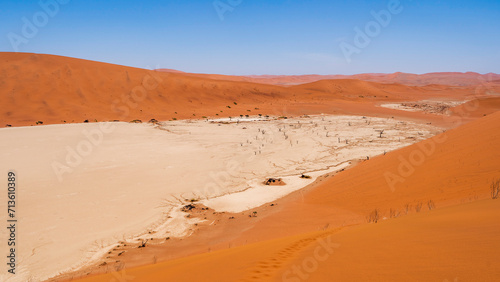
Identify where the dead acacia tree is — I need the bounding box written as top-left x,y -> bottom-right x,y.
376,129 -> 385,138
138,239 -> 149,248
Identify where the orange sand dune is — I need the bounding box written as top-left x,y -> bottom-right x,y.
75,199 -> 500,282
288,78 -> 472,101
354,71 -> 500,87
0,53 -> 288,126
1,53 -> 489,128
451,97 -> 500,118
158,69 -> 500,87
71,104 -> 500,282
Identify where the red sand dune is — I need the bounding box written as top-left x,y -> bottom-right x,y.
158,68 -> 500,87
76,200 -> 500,282
1,53 -> 492,128
450,97 -> 500,118
72,107 -> 500,282
0,53 -> 288,126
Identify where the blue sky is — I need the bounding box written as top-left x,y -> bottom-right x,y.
1,0 -> 499,75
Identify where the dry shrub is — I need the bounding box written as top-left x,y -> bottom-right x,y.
415,202 -> 423,213
427,200 -> 436,210
491,179 -> 500,199
404,204 -> 411,215
367,209 -> 379,223
389,208 -> 397,218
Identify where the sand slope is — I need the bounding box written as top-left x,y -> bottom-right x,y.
0,53 -> 289,126
1,53 -> 493,127
450,97 -> 500,118
75,199 -> 500,282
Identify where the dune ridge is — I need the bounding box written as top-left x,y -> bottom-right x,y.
1,53 -> 491,128
157,68 -> 500,87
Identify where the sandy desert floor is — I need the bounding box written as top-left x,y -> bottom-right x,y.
0,115 -> 439,281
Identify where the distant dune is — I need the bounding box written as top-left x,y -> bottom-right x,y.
1,53 -> 495,127
158,68 -> 500,87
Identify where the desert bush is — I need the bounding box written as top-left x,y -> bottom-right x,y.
427,200 -> 436,210
367,209 -> 379,223
491,179 -> 500,199
36,121 -> 43,125
404,204 -> 411,215
415,202 -> 423,213
389,208 -> 397,218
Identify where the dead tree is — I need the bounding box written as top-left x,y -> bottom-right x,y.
376,129 -> 385,138
138,239 -> 149,248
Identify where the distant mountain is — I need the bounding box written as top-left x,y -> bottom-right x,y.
157,69 -> 500,87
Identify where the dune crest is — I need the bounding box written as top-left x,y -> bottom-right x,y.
1,53 -> 493,127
